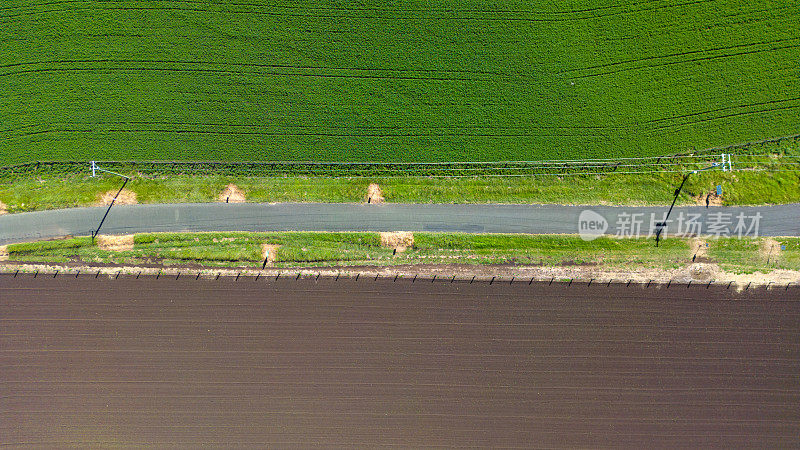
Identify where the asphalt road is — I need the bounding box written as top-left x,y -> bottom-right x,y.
1,202 -> 798,244
2,275 -> 799,447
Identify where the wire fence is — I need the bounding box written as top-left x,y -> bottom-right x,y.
1,132 -> 797,178
0,266 -> 792,291
1,152 -> 798,178
0,156 -> 744,178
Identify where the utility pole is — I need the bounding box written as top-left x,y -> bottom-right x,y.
654,154 -> 728,247
90,161 -> 130,244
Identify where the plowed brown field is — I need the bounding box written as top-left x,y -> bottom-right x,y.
2,276 -> 799,447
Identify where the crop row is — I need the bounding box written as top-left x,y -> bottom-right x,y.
1,1 -> 797,164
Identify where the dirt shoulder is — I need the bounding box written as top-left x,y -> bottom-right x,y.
2,260 -> 797,290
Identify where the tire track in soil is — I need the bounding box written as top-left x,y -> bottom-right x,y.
567,41 -> 800,80
559,36 -> 800,76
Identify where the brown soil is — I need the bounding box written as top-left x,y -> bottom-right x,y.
366,183 -> 384,204
261,244 -> 281,264
0,201 -> 7,215
5,276 -> 798,447
380,232 -> 414,252
219,184 -> 246,203
695,191 -> 723,207
96,235 -> 135,252
99,189 -> 137,206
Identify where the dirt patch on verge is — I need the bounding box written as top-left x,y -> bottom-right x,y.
760,238 -> 781,263
381,232 -> 414,252
690,239 -> 708,260
99,189 -> 137,206
0,246 -> 7,261
219,184 -> 246,203
96,235 -> 135,252
684,262 -> 717,281
695,191 -> 723,207
261,244 -> 280,264
0,201 -> 7,215
366,183 -> 384,204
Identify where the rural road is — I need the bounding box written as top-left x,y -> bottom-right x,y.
3,275 -> 798,447
0,202 -> 798,244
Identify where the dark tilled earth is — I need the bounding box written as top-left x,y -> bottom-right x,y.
1,275 -> 799,447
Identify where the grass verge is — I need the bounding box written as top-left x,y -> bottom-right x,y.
2,140 -> 799,212
2,160 -> 800,213
707,237 -> 800,273
5,231 -> 791,274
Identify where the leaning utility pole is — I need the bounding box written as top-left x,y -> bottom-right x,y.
90,161 -> 130,243
654,154 -> 729,247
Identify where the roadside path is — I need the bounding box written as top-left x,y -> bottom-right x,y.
0,202 -> 797,244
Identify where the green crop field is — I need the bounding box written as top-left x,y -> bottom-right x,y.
1,0 -> 798,165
